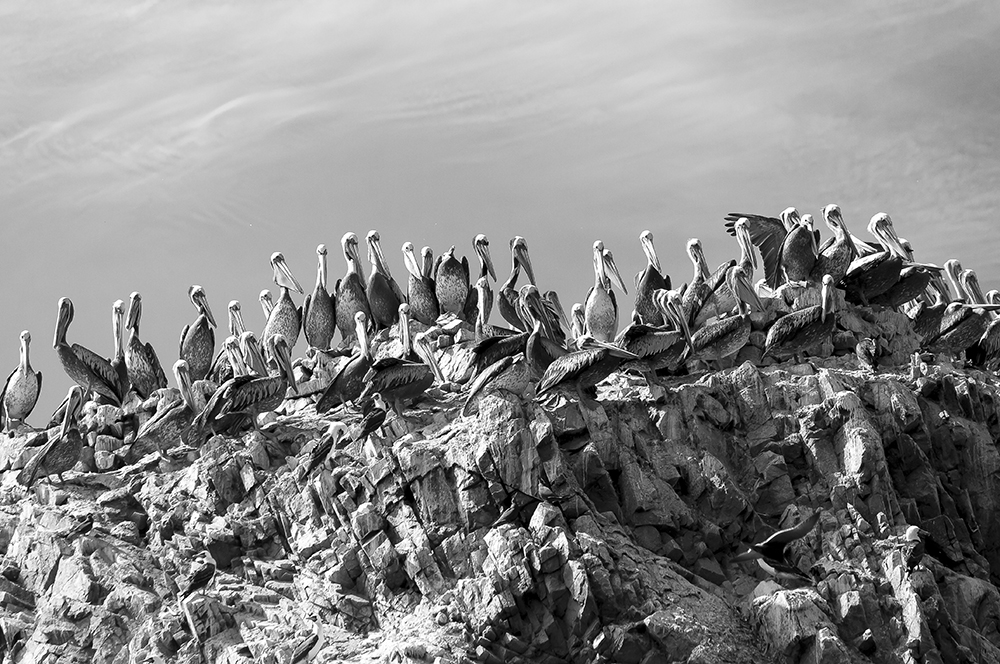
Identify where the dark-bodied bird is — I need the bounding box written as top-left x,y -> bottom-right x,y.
732,510 -> 821,585
366,230 -> 407,330
904,525 -> 925,572
634,230 -> 670,326
131,359 -> 205,457
855,337 -> 879,374
473,277 -> 520,341
240,331 -> 269,377
110,300 -> 129,400
1,331 -> 41,430
810,205 -> 857,285
616,289 -> 689,386
762,275 -> 837,362
462,234 -> 498,324
193,335 -> 298,439
585,241 -> 628,342
724,207 -> 819,289
180,550 -> 218,600
17,385 -> 84,486
362,310 -> 443,416
299,421 -> 351,482
498,236 -> 536,331
209,300 -> 247,384
54,298 -> 122,405
434,245 -> 471,316
570,303 -> 585,343
179,285 -> 217,381
335,233 -> 371,343
302,244 -> 337,351
679,238 -> 719,327
124,291 -> 168,399
402,242 -> 439,325
535,336 -> 638,410
841,213 -> 910,305
316,312 -> 373,412
262,252 -> 304,356
689,267 -> 754,367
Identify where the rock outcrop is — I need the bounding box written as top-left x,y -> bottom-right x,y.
3,334 -> 1000,662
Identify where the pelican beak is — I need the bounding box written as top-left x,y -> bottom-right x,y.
61,386 -> 82,438
873,215 -> 908,261
603,250 -> 628,295
829,208 -> 858,259
399,304 -> 411,356
230,304 -> 246,336
271,336 -> 298,395
197,290 -> 217,328
174,360 -> 196,410
414,333 -> 445,383
55,298 -> 74,348
348,238 -> 366,282
125,293 -> 142,331
369,233 -> 392,280
513,239 -> 536,285
736,221 -> 758,272
640,232 -> 661,274
272,255 -> 304,294
402,243 -> 422,279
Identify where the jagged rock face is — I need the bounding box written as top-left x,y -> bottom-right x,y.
4,347 -> 1000,662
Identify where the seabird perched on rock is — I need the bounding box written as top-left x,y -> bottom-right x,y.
732,510 -> 821,585
905,525 -> 925,572
1,331 -> 42,430
180,550 -> 218,600
290,618 -> 325,663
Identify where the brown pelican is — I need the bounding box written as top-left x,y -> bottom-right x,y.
841,214 -> 910,305
633,230 -> 670,326
724,208 -> 818,288
925,269 -> 1000,356
689,267 -> 754,365
18,385 -> 83,486
402,242 -> 438,325
462,234 -> 498,324
570,303 -> 585,342
473,277 -> 519,341
362,327 -> 443,416
335,232 -> 371,342
693,221 -> 759,325
584,241 -> 627,342
131,360 -> 204,456
124,292 -> 168,399
762,275 -> 837,362
302,244 -> 337,350
53,299 -> 121,405
498,237 -> 536,331
193,335 -> 298,439
535,336 -> 638,410
1,331 -> 41,430
522,286 -> 568,378
732,511 -> 820,584
680,239 -> 730,327
262,252 -> 304,356
240,331 -> 269,376
970,291 -> 1000,368
179,285 -> 217,382
810,205 -> 857,284
433,245 -> 470,316
870,264 -> 938,309
317,311 -> 373,411
909,286 -> 949,345
110,300 -> 129,400
259,290 -> 274,319
616,290 -> 689,381
209,301 -> 247,384
366,231 -> 407,330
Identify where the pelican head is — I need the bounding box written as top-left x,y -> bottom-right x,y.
224,336 -> 248,377
342,232 -> 365,280
686,239 -> 710,280
801,214 -> 818,253
592,240 -> 608,288
820,274 -> 836,322
188,285 -> 217,328
366,230 -> 393,279
868,213 -> 907,260
779,207 -> 801,231
54,297 -> 75,348
61,385 -> 84,439
398,302 -> 412,355
125,292 -> 143,332
267,335 -> 298,395
228,300 -> 245,336
602,248 -> 628,294
988,290 -> 1000,306
173,359 -> 196,410
639,230 -> 661,274
474,234 -> 497,282
316,244 -> 329,289
240,331 -> 268,376
960,269 -> 987,306
420,246 -> 434,278
270,252 -> 303,294
905,525 -> 921,543
112,300 -> 125,356
944,259 -> 965,300
734,218 -> 759,272
510,236 -> 535,285
19,330 -> 31,366
355,311 -> 371,360
402,242 -> 422,279
571,302 -> 585,339
823,204 -> 857,258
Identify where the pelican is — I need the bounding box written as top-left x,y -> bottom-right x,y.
970,291 -> 1000,368
179,285 -> 217,382
53,298 -> 121,404
522,286 -> 567,378
110,300 -> 128,399
570,303 -> 586,342
535,337 -> 638,410
402,243 -> 438,325
680,238 -> 728,327
362,327 -> 443,416
433,245 -> 470,315
870,264 -> 939,309
689,267 -> 754,366
262,252 -> 304,356
723,208 -> 818,288
1,331 -> 41,430
193,335 -> 298,439
498,237 -> 536,331
124,292 -> 168,399
473,277 -> 520,341
616,290 -> 689,382
240,331 -> 269,377
925,269 -> 1000,356
317,311 -> 373,411
584,241 -> 627,342
909,286 -> 949,346
259,290 -> 274,319
209,301 -> 247,384
693,221 -> 757,325
335,233 -> 371,342
762,275 -> 837,362
18,385 -> 83,486
131,360 -> 205,457
302,244 -> 337,350
634,230 -> 670,326
366,231 -> 407,330
810,205 -> 857,285
841,214 -> 910,305
462,234 -> 498,324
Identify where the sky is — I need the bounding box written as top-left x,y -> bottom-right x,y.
3,0 -> 1000,418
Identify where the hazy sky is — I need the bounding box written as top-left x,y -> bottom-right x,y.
3,1 -> 1000,418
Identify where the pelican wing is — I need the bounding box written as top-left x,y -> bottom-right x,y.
536,347 -> 603,395
759,511 -> 821,548
724,213 -> 786,289
463,355 -> 515,416
71,344 -> 120,397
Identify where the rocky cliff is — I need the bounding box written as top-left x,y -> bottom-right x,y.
3,322 -> 1000,663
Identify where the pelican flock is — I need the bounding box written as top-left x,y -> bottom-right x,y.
8,205 -> 986,495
